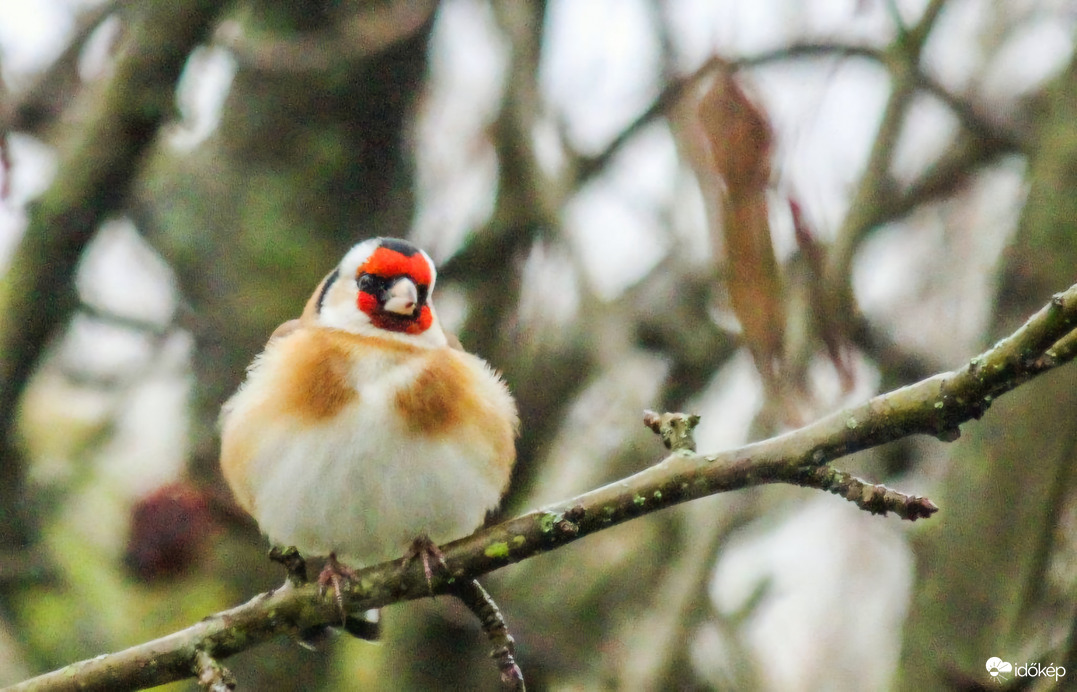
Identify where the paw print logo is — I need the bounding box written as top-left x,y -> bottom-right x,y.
986,657 -> 1012,683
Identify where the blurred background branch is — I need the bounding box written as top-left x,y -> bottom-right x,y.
0,2 -> 222,677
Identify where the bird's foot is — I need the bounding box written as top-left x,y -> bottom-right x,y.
317,553 -> 360,624
403,534 -> 448,592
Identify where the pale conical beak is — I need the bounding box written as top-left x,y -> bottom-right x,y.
383,277 -> 419,316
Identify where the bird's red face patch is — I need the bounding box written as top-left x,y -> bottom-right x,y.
356,246 -> 434,335
360,247 -> 433,287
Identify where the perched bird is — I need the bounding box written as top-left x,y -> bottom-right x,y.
219,237 -> 518,623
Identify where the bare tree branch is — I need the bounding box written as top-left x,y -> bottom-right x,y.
0,0 -> 225,456
10,280 -> 1077,692
0,1 -> 128,137
734,42 -> 1023,152
213,0 -> 437,73
574,56 -> 722,185
0,0 -> 227,627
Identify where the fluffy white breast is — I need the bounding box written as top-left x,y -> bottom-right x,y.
221,329 -> 514,566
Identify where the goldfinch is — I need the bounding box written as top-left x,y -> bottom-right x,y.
219,237 -> 518,609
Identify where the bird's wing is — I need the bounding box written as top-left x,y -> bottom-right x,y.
444,330 -> 464,351
269,319 -> 302,341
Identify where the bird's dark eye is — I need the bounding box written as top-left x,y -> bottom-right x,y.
357,274 -> 386,294
416,284 -> 429,305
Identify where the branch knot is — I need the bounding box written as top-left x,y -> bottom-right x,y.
643,410 -> 701,452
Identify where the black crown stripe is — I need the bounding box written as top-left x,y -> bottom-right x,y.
377,237 -> 420,257
314,267 -> 339,314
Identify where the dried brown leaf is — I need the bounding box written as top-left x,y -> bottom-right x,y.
698,70 -> 772,198
697,70 -> 784,382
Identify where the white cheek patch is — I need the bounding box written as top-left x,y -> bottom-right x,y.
318,274 -> 368,332
317,238 -> 382,331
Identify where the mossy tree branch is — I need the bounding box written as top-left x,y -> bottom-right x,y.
9,280 -> 1077,692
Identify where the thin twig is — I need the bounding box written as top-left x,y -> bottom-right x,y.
795,466 -> 937,520
575,57 -> 721,185
453,580 -> 525,692
193,650 -> 235,692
